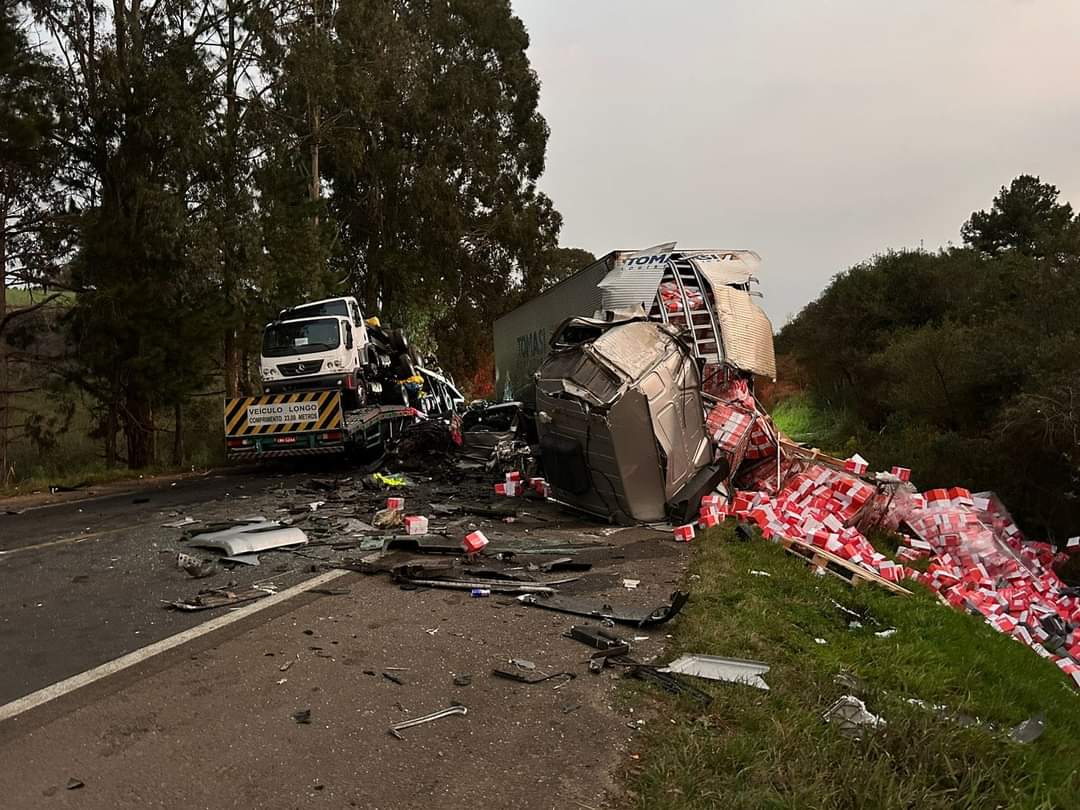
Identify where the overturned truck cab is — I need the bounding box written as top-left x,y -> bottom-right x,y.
535,316 -> 726,523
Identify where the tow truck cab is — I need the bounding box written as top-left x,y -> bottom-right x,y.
259,314 -> 365,404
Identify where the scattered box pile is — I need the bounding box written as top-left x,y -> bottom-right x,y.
697,378 -> 1080,688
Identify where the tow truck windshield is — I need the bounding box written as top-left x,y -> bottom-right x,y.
263,318 -> 341,357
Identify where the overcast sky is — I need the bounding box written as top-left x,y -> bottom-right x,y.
512,0 -> 1080,325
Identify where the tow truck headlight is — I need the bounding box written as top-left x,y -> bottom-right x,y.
326,359 -> 343,370
261,366 -> 278,380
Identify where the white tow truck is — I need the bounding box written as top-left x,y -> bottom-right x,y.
223,296 -> 463,460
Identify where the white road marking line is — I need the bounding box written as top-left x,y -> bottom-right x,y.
0,525 -> 143,557
0,568 -> 351,724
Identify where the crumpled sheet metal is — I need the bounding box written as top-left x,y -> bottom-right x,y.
659,654 -> 770,690
823,695 -> 887,738
536,319 -> 711,521
187,523 -> 308,555
711,285 -> 776,380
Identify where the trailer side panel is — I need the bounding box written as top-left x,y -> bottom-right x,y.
493,252 -> 620,399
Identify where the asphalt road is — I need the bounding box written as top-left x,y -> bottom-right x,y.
0,469 -> 320,705
0,466 -> 690,809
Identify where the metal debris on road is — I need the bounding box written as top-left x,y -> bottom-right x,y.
187,522 -> 308,555
389,704 -> 467,739
292,709 -> 312,724
399,577 -> 558,595
625,664 -> 713,705
162,517 -> 197,528
165,586 -> 275,612
176,551 -> 216,579
492,669 -> 575,685
516,590 -> 689,627
566,624 -> 626,650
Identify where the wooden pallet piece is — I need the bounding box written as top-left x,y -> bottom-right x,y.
778,537 -> 912,597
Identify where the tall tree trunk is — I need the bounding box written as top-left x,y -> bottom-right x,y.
172,401 -> 183,465
239,346 -> 251,395
104,366 -> 120,467
224,324 -> 239,396
0,200 -> 9,484
309,92 -> 320,210
124,393 -> 155,468
221,0 -> 240,397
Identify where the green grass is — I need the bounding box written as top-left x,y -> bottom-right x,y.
3,287 -> 75,307
770,393 -> 852,448
623,523 -> 1080,809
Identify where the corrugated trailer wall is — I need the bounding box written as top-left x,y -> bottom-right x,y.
493,252 -> 622,400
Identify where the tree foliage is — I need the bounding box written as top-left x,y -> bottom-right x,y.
0,0 -> 67,480
962,174 -> 1079,261
2,0 -> 579,471
780,176 -> 1080,540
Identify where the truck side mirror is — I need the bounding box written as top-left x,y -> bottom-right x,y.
345,323 -> 354,350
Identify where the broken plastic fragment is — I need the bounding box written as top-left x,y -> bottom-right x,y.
823,695 -> 886,738
1008,712 -> 1046,744
176,551 -> 216,579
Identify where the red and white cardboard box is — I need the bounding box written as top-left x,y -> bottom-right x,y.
699,509 -> 720,529
403,515 -> 429,535
843,454 -> 868,475
890,466 -> 911,482
463,530 -> 489,554
505,471 -> 522,483
386,497 -> 405,511
494,483 -> 507,496
673,524 -> 696,542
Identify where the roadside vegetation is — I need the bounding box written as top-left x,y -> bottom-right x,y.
777,176 -> 1080,546
625,523 -> 1080,809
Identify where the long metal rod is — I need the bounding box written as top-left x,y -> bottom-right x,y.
402,578 -> 557,594
389,704 -> 467,738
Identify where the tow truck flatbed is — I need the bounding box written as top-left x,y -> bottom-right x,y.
224,390 -> 420,459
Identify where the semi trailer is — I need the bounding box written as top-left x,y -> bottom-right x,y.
493,243 -> 776,399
